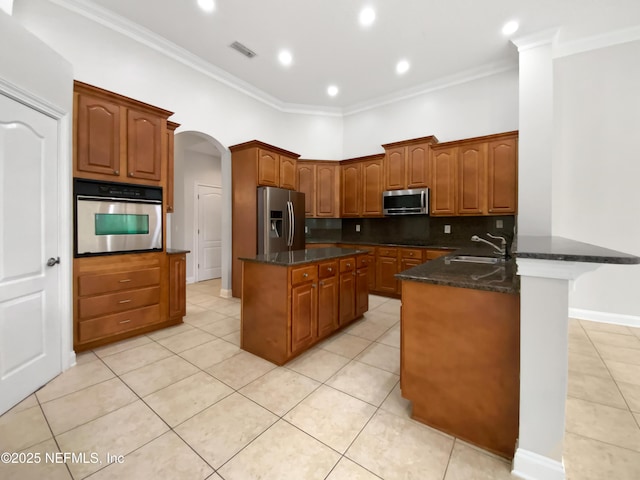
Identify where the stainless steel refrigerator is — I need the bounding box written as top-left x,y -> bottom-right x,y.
257,186 -> 305,254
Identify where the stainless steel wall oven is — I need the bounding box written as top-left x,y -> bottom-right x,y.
74,178 -> 162,257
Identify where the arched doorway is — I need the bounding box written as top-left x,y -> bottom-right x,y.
170,131 -> 231,296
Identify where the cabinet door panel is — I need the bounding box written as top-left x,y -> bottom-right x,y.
362,160 -> 383,216
406,143 -> 430,188
127,109 -> 163,181
356,267 -> 369,316
340,164 -> 361,217
317,276 -> 339,337
291,282 -> 316,354
376,256 -> 398,294
458,143 -> 486,215
384,147 -> 405,190
487,138 -> 518,214
279,156 -> 297,190
430,147 -> 457,216
297,163 -> 316,216
258,149 -> 279,187
339,272 -> 356,325
316,164 -> 338,217
168,254 -> 186,319
76,93 -> 121,177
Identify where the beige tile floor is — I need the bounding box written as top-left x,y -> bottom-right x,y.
2,278 -> 640,479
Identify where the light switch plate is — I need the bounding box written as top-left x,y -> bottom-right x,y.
444,225 -> 451,234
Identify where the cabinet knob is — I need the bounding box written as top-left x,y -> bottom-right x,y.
319,281 -> 324,286
114,170 -> 119,175
303,272 -> 308,278
328,267 -> 333,272
129,172 -> 134,176
409,252 -> 414,256
346,263 -> 351,268
312,283 -> 317,288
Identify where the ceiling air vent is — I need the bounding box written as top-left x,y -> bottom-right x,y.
230,41 -> 257,58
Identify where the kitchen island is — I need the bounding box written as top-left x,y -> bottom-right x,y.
240,247 -> 369,365
396,251 -> 520,458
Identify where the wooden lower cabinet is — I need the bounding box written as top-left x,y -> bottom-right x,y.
73,252 -> 184,351
241,254 -> 368,365
400,280 -> 520,458
168,252 -> 187,321
376,248 -> 399,295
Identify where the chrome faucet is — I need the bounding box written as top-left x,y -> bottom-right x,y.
471,233 -> 507,257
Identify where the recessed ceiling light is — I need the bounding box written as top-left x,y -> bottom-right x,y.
502,20 -> 519,36
359,7 -> 376,27
396,60 -> 410,75
278,50 -> 293,67
327,85 -> 339,97
197,0 -> 215,13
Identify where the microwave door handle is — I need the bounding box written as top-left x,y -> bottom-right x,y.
421,190 -> 426,209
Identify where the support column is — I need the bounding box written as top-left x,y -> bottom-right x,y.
512,259 -> 599,480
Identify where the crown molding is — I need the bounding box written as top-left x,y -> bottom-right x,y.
553,24 -> 640,59
511,29 -> 559,52
50,0 -> 515,118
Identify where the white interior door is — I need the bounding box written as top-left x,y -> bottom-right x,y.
197,184 -> 222,281
0,94 -> 61,414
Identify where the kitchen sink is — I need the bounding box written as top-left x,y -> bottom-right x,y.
447,255 -> 505,264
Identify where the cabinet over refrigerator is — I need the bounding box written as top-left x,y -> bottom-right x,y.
257,186 -> 305,254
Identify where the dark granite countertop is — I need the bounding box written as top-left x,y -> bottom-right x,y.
396,247 -> 519,294
514,236 -> 640,264
166,248 -> 190,255
239,247 -> 366,266
305,238 -> 455,250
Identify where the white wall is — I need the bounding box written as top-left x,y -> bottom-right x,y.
172,134 -> 222,282
12,0 -> 343,159
553,40 -> 640,319
342,68 -> 519,158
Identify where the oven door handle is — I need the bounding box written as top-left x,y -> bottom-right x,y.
76,195 -> 162,204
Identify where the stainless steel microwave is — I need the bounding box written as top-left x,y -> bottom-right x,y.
74,179 -> 162,257
382,188 -> 429,215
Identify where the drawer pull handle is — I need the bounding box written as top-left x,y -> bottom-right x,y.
327,267 -> 333,272
119,279 -> 132,283
346,263 -> 351,268
303,273 -> 308,278
319,281 -> 324,286
119,319 -> 131,324
312,283 -> 317,288
119,299 -> 132,304
409,252 -> 414,256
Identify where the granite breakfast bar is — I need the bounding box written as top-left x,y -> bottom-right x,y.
396,250 -> 521,458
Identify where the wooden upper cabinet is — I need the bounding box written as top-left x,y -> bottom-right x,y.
165,121 -> 180,213
383,136 -> 437,191
75,92 -> 121,177
316,163 -> 339,217
457,143 -> 486,215
362,159 -> 383,216
430,146 -> 457,216
126,108 -> 163,181
384,147 -> 405,190
73,81 -> 173,186
340,163 -> 361,217
406,143 -> 431,189
487,136 -> 518,214
257,149 -> 280,187
279,155 -> 297,190
296,163 -> 316,216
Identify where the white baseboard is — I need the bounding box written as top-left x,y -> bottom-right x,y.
67,350 -> 77,370
569,308 -> 640,329
219,288 -> 232,299
186,276 -> 196,285
512,448 -> 565,480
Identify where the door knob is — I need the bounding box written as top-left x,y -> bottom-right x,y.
47,257 -> 60,267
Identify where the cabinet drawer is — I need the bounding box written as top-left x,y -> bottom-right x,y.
78,286 -> 160,319
318,261 -> 337,279
357,255 -> 373,269
78,304 -> 161,343
377,247 -> 398,258
291,265 -> 317,285
401,248 -> 423,260
78,267 -> 160,296
339,257 -> 356,273
426,249 -> 453,260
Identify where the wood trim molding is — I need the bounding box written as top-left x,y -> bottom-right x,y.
228,139 -> 300,158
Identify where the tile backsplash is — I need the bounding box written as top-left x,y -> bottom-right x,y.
306,215 -> 516,249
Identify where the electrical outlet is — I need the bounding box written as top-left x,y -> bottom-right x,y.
444,225 -> 451,234
305,226 -> 309,234
496,219 -> 504,229
355,224 -> 361,232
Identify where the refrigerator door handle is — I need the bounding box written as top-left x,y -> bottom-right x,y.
287,201 -> 294,247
